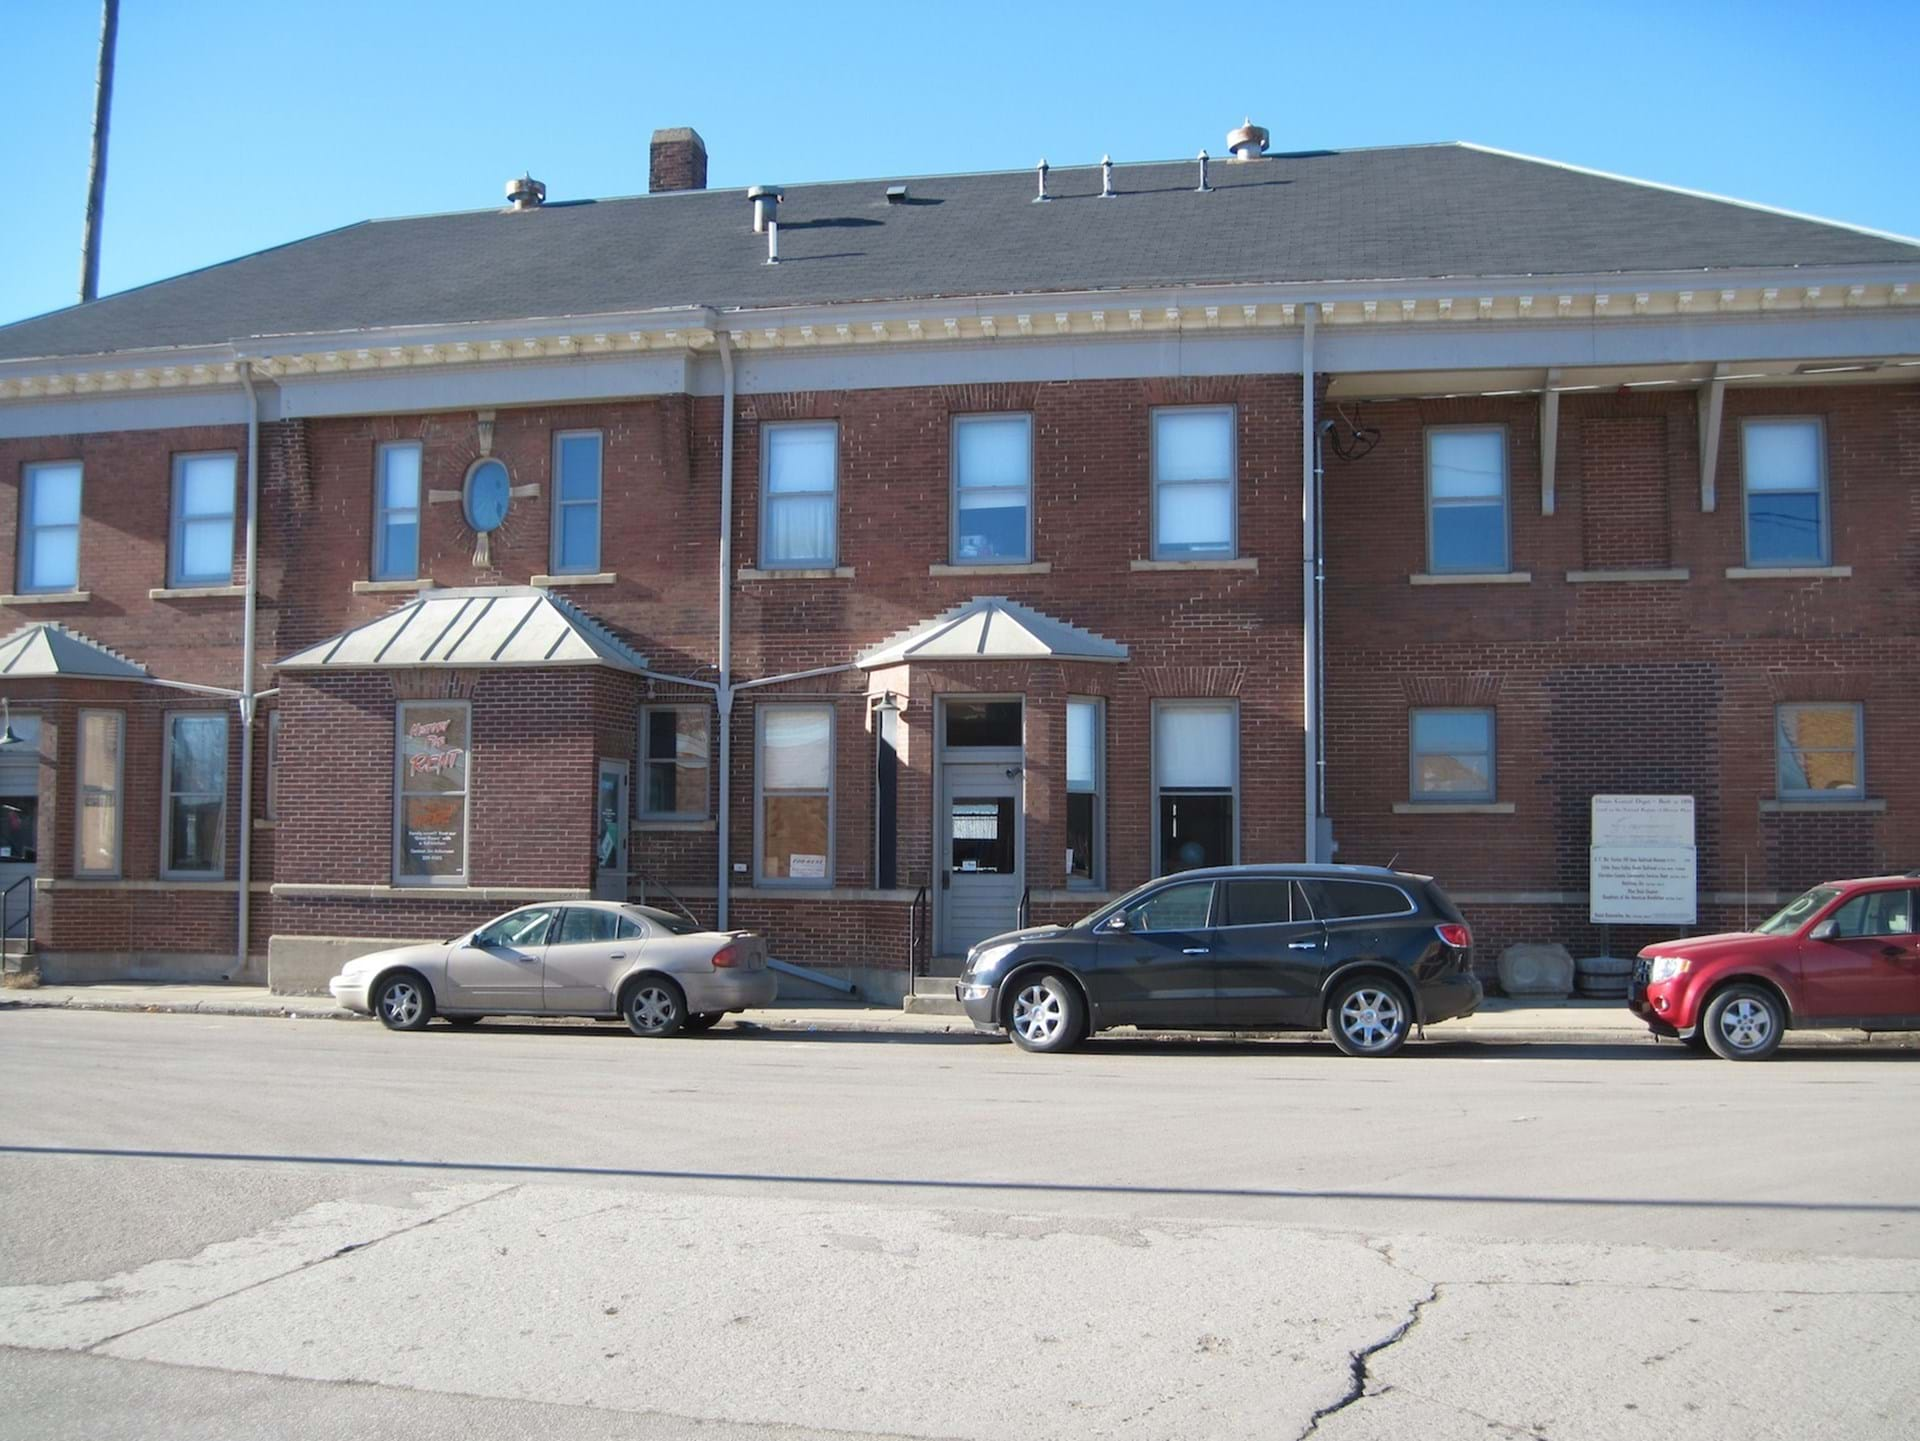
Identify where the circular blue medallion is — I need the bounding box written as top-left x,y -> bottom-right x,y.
463,458 -> 511,533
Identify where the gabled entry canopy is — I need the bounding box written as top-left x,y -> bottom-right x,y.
277,586 -> 651,674
0,622 -> 150,681
856,596 -> 1127,669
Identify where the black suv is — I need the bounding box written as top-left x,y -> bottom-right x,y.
956,864 -> 1481,1056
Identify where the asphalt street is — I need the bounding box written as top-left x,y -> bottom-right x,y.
2,1009 -> 1916,1439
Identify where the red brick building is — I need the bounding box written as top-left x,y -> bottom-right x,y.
1,126 -> 1914,998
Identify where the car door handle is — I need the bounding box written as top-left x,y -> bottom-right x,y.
1182,947 -> 1211,955
1288,941 -> 1320,951
610,953 -> 626,961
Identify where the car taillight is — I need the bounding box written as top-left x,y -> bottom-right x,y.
712,944 -> 740,969
1435,923 -> 1471,949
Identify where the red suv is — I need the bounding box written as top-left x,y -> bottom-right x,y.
1630,874 -> 1920,1060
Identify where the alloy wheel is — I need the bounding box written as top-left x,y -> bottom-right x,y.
379,980 -> 424,1029
1717,996 -> 1773,1053
629,985 -> 679,1033
1338,987 -> 1404,1052
1011,980 -> 1067,1048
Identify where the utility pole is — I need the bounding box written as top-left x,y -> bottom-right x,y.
78,0 -> 120,304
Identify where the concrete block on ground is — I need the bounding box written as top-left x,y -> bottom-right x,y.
1499,943 -> 1574,998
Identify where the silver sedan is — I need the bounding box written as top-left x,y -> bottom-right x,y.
328,901 -> 777,1036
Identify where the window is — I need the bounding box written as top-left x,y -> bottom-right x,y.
1823,889 -> 1914,940
1126,881 -> 1216,932
395,701 -> 470,885
757,704 -> 833,883
640,706 -> 710,819
1066,698 -> 1103,887
555,907 -> 622,945
553,431 -> 603,573
19,461 -> 82,593
1776,702 -> 1863,800
162,713 -> 227,878
373,443 -> 421,580
761,423 -> 837,568
1300,879 -> 1415,920
474,908 -> 555,950
1426,427 -> 1508,573
76,710 -> 123,877
1410,709 -> 1496,802
265,711 -> 282,822
952,414 -> 1032,563
1153,701 -> 1237,873
1151,407 -> 1235,559
169,453 -> 237,587
943,698 -> 1022,748
1743,419 -> 1827,566
1220,879 -> 1303,926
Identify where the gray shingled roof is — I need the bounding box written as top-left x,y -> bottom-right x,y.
4,143 -> 1916,363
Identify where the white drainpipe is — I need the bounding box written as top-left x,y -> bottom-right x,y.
1300,310 -> 1319,864
235,359 -> 261,975
715,330 -> 736,929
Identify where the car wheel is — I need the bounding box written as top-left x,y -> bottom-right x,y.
372,972 -> 433,1032
1327,977 -> 1412,1057
1703,985 -> 1785,1061
683,1012 -> 724,1033
1005,971 -> 1085,1054
1679,1029 -> 1711,1053
623,977 -> 688,1037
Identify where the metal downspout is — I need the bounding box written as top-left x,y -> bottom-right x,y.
1300,310 -> 1319,864
235,361 -> 261,976
715,331 -> 736,929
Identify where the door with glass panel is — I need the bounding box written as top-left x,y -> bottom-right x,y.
0,715 -> 41,944
939,765 -> 1024,956
593,760 -> 629,901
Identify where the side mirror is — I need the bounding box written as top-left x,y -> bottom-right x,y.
1104,913 -> 1130,932
1808,918 -> 1837,941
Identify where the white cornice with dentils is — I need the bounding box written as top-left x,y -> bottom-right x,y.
0,265 -> 1917,408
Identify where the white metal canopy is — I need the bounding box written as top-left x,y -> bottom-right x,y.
856,596 -> 1127,669
0,622 -> 150,681
276,586 -> 651,674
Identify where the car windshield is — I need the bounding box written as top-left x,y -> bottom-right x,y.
628,905 -> 703,936
1755,886 -> 1840,936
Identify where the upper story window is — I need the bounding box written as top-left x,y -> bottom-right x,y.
1775,702 -> 1862,800
552,431 -> 603,574
952,414 -> 1032,563
373,443 -> 421,581
1410,708 -> 1496,802
757,703 -> 833,884
1066,698 -> 1103,887
639,705 -> 710,820
1151,407 -> 1236,559
18,460 -> 82,593
169,453 -> 237,588
162,712 -> 227,879
1743,419 -> 1827,566
1426,427 -> 1508,573
761,422 -> 837,568
1152,700 -> 1237,873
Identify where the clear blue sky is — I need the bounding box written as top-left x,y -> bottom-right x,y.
5,0 -> 1915,329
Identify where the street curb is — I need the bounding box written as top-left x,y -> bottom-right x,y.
3,992 -> 1905,1049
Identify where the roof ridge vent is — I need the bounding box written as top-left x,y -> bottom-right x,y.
1227,119 -> 1269,161
505,173 -> 546,210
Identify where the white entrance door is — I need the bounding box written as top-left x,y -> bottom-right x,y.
938,762 -> 1024,958
594,760 -> 629,901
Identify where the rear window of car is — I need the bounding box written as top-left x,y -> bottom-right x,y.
1299,880 -> 1414,921
557,908 -> 621,945
627,905 -> 701,936
1221,880 -> 1304,926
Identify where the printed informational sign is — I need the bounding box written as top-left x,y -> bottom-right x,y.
1590,795 -> 1696,925
788,853 -> 827,880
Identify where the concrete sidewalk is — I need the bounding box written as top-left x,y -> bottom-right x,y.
3,979 -> 1910,1048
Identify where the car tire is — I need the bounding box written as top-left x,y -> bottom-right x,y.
1326,976 -> 1412,1057
1004,971 -> 1086,1054
683,1011 -> 724,1033
622,976 -> 688,1038
372,971 -> 433,1032
1679,1029 -> 1711,1053
444,1014 -> 484,1028
1702,984 -> 1785,1062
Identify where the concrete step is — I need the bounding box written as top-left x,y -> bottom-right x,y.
912,975 -> 961,997
902,992 -> 966,1017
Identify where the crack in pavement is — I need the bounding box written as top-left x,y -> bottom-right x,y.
78,1185 -> 522,1356
1295,1281 -> 1442,1440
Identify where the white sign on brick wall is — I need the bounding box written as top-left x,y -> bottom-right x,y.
1590,795 -> 1697,925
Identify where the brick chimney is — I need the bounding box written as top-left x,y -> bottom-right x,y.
649,128 -> 708,193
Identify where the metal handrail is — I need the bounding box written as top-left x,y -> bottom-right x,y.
908,885 -> 928,987
2,875 -> 32,959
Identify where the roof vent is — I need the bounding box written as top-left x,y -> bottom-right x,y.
1226,119 -> 1269,161
747,184 -> 782,234
886,184 -> 909,205
505,174 -> 546,210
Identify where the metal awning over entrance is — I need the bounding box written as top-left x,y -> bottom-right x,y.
0,623 -> 150,681
277,586 -> 651,674
856,596 -> 1127,669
